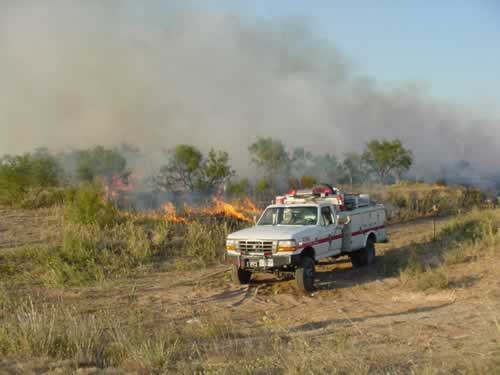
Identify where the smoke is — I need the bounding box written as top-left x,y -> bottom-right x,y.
1,1 -> 499,188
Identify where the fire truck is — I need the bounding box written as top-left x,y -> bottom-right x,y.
225,184 -> 387,292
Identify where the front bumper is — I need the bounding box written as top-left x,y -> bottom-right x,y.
225,252 -> 300,270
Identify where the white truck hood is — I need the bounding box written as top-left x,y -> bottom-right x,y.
227,225 -> 318,241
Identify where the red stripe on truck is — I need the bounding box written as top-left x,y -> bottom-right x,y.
297,225 -> 385,249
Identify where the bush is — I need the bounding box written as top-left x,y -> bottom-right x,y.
75,146 -> 128,183
440,210 -> 497,243
0,151 -> 62,207
64,183 -> 120,227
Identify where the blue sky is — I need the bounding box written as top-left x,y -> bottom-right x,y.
202,0 -> 500,111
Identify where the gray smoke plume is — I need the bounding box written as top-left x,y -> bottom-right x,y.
1,1 -> 499,188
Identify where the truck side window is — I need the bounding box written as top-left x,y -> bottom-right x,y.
321,207 -> 333,225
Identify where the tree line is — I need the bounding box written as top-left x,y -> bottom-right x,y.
0,138 -> 413,206
156,137 -> 412,196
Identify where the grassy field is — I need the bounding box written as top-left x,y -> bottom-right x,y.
0,191 -> 499,373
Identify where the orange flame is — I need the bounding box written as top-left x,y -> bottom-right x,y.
161,201 -> 188,223
120,196 -> 260,224
237,197 -> 260,215
198,197 -> 261,222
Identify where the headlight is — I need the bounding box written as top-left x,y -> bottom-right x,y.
277,240 -> 297,252
226,239 -> 238,251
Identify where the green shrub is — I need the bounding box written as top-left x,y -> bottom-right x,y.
440,210 -> 497,243
0,151 -> 62,207
74,146 -> 128,183
64,183 -> 120,227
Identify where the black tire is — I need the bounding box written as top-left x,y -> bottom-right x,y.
295,256 -> 315,293
231,265 -> 251,285
350,238 -> 376,268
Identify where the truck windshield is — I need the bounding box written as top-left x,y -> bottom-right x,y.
257,206 -> 318,226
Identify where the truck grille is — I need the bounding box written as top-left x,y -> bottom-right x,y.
239,240 -> 274,252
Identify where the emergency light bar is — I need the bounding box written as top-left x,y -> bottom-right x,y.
276,184 -> 345,209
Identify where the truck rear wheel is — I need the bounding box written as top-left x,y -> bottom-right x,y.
231,265 -> 252,285
295,256 -> 315,293
350,238 -> 376,268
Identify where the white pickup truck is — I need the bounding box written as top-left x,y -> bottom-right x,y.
225,185 -> 387,292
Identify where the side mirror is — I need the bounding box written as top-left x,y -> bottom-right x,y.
337,215 -> 350,225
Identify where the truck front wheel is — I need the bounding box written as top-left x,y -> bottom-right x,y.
231,265 -> 252,285
295,256 -> 315,293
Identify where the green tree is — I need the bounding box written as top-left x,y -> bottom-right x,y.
76,146 -> 128,184
157,145 -> 233,193
226,178 -> 250,197
340,152 -> 367,188
362,139 -> 413,183
199,150 -> 235,193
157,145 -> 203,192
249,137 -> 290,194
254,178 -> 271,201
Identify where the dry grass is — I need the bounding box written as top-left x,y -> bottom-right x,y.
365,182 -> 483,223
0,218 -> 232,288
0,296 -> 466,374
379,209 -> 499,291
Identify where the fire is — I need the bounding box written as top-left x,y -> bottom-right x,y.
119,196 -> 260,224
237,197 -> 260,215
162,201 -> 188,223
201,197 -> 254,222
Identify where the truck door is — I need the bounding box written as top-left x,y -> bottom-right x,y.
318,206 -> 341,257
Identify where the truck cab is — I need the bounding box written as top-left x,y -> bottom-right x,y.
225,185 -> 387,292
